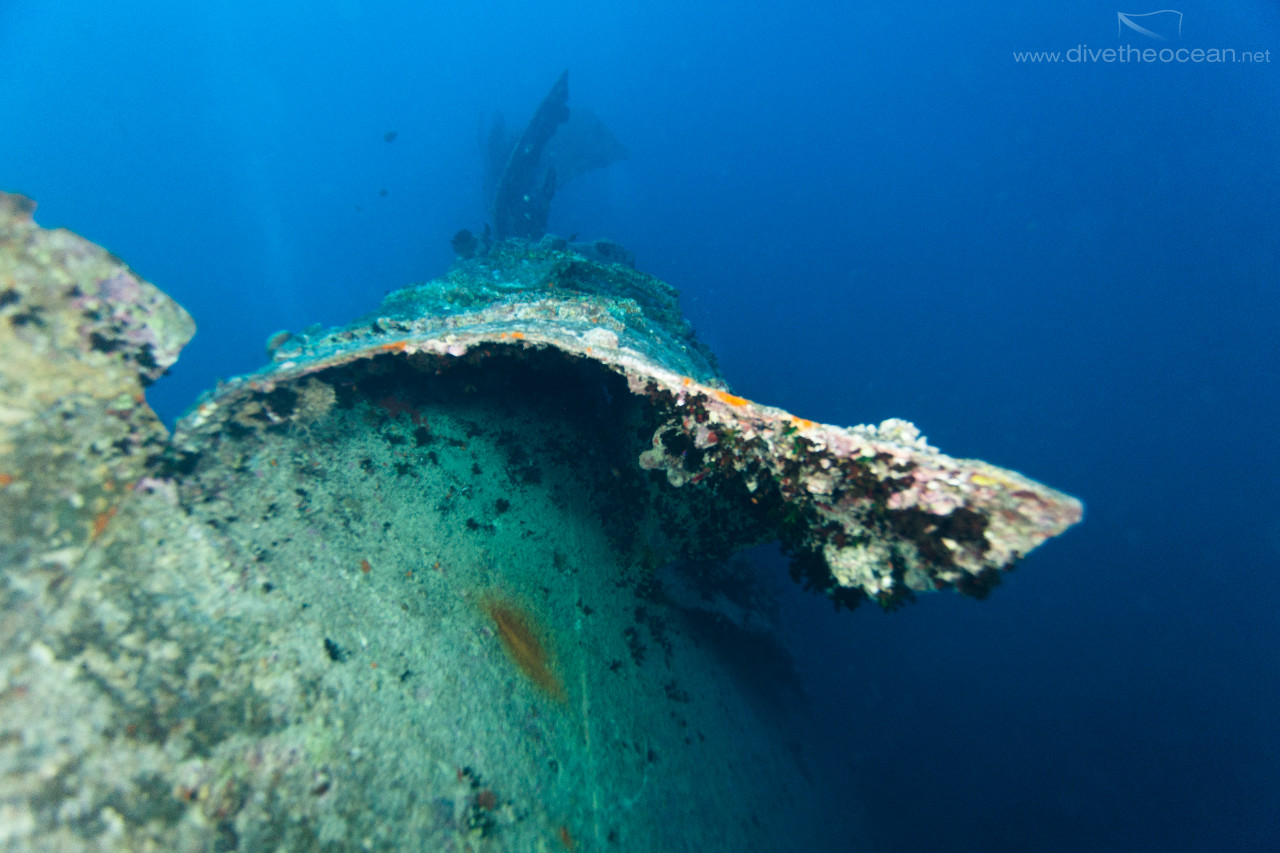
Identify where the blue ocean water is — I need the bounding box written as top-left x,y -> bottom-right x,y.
3,1 -> 1277,850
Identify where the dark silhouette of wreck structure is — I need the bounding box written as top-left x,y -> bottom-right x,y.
481,70 -> 628,241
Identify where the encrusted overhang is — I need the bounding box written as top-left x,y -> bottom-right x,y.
176,238 -> 1083,609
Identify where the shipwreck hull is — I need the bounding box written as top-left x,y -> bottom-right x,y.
0,192 -> 1080,851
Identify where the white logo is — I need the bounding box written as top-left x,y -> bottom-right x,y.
1117,10 -> 1184,41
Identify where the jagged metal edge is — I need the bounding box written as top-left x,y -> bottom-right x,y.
178,294 -> 1084,607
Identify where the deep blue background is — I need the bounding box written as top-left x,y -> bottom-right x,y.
4,2 -> 1278,851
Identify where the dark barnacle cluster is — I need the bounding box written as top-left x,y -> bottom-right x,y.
955,565 -> 1005,600
785,548 -> 865,612
623,625 -> 645,666
456,767 -> 506,837
663,679 -> 691,703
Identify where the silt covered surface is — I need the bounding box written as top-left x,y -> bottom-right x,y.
0,192 -> 1080,850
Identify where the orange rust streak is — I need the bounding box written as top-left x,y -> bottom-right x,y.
712,389 -> 751,407
482,598 -> 566,703
91,504 -> 118,540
